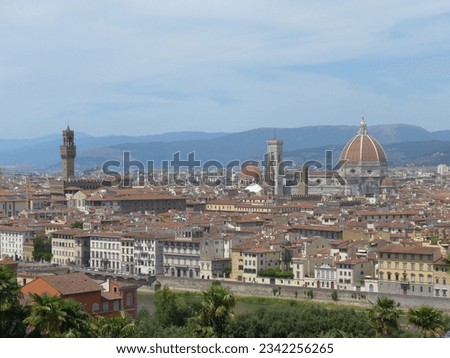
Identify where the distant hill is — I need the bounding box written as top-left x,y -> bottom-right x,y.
284,140 -> 450,167
0,124 -> 449,171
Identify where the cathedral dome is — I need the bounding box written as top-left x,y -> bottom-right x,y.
340,118 -> 387,165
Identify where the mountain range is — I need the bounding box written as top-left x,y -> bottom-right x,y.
0,124 -> 449,172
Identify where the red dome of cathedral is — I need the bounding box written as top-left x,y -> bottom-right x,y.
340,118 -> 387,165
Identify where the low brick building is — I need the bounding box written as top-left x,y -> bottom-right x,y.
21,272 -> 139,318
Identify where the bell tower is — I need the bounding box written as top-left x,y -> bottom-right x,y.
265,138 -> 284,195
60,126 -> 76,181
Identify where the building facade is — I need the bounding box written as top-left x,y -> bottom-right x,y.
0,226 -> 34,260
378,245 -> 442,297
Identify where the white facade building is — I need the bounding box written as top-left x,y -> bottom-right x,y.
90,233 -> 122,272
0,226 -> 34,260
132,233 -> 166,276
437,164 -> 449,175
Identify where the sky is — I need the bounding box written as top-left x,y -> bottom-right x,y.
2,1 -> 450,138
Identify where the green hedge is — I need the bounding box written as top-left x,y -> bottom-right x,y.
258,268 -> 294,279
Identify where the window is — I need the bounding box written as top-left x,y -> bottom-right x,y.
92,303 -> 99,312
126,292 -> 133,307
113,300 -> 120,311
102,301 -> 109,313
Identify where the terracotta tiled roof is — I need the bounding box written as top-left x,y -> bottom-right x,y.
41,272 -> 102,295
101,292 -> 121,301
110,280 -> 139,289
378,245 -> 441,255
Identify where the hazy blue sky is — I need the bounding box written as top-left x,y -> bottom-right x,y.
2,1 -> 450,138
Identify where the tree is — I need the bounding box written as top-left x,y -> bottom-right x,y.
443,254 -> 450,268
24,293 -> 94,337
368,297 -> 400,337
0,266 -> 27,337
331,290 -> 338,302
154,285 -> 188,327
71,221 -> 84,229
32,236 -> 52,262
137,308 -> 190,338
408,305 -> 445,338
281,248 -> 293,270
96,311 -> 138,338
191,281 -> 235,337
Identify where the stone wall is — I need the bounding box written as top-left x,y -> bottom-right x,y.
153,276 -> 450,311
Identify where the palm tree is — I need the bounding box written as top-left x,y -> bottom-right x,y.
191,281 -> 235,337
0,266 -> 27,337
368,297 -> 400,337
96,311 -> 138,338
58,298 -> 95,338
408,305 -> 445,338
0,266 -> 21,305
24,293 -> 68,337
24,293 -> 94,337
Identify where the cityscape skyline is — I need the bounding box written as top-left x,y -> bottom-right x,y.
2,2 -> 450,138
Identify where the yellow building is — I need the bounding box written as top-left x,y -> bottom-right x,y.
205,199 -> 236,212
230,241 -> 282,283
22,236 -> 34,262
378,245 -> 441,297
230,247 -> 244,281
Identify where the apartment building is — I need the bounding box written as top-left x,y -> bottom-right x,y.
336,258 -> 374,291
51,229 -> 89,266
378,245 -> 442,296
163,227 -> 203,278
89,232 -> 122,272
128,232 -> 166,276
433,256 -> 450,298
0,226 -> 34,260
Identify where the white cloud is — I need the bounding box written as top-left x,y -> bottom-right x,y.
2,1 -> 450,137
